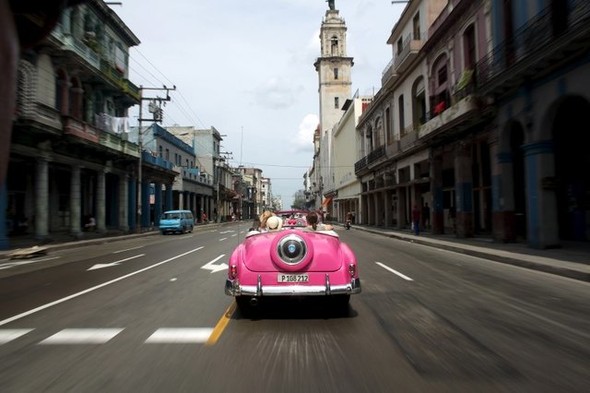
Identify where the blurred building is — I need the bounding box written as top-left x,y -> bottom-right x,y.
316,0 -> 590,248
2,0 -> 179,246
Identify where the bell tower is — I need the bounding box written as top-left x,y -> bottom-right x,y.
314,2 -> 353,134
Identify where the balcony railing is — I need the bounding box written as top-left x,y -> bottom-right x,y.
393,33 -> 424,74
475,0 -> 590,93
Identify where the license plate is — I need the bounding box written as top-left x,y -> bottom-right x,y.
277,273 -> 309,283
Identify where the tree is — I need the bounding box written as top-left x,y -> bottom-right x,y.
291,189 -> 307,210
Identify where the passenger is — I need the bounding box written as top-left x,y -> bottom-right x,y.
259,210 -> 275,231
305,211 -> 333,231
265,215 -> 283,231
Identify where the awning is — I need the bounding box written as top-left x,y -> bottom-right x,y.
321,196 -> 333,207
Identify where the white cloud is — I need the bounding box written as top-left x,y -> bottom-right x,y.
292,113 -> 318,154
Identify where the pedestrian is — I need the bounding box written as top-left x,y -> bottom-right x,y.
422,202 -> 430,230
412,204 -> 420,235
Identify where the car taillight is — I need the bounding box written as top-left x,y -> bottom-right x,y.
348,263 -> 356,277
230,265 -> 237,279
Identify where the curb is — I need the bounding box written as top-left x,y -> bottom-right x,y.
359,227 -> 590,283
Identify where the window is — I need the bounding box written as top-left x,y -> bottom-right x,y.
413,13 -> 420,40
331,36 -> 338,55
159,146 -> 163,157
398,95 -> 405,133
333,68 -> 339,80
397,37 -> 403,55
463,24 -> 476,69
438,65 -> 448,85
334,97 -> 339,109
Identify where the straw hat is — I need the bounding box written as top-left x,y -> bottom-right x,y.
266,215 -> 283,231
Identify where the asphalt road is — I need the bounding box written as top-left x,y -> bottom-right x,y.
0,222 -> 588,393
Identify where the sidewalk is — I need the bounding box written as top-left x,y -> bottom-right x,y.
351,225 -> 589,283
0,224 -> 588,282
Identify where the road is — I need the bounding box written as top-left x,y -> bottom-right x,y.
0,222 -> 588,392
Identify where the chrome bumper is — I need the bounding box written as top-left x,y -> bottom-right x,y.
225,275 -> 361,297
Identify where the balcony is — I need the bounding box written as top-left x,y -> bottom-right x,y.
419,95 -> 481,140
100,60 -> 141,102
393,34 -> 424,74
63,117 -> 99,143
143,151 -> 173,171
381,58 -> 400,88
51,31 -> 101,71
354,156 -> 368,175
475,0 -> 590,97
367,145 -> 386,168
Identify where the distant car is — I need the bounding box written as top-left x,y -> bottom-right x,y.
225,212 -> 361,314
159,210 -> 194,234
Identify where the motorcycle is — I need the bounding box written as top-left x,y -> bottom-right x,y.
345,219 -> 351,230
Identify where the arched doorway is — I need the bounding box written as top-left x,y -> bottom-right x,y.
553,96 -> 590,241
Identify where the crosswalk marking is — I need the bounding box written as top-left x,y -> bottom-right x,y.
39,328 -> 124,344
0,329 -> 33,344
145,328 -> 214,343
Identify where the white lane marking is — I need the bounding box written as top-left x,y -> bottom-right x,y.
0,329 -> 33,344
0,257 -> 60,270
112,246 -> 143,254
219,237 -> 227,241
170,278 -> 177,282
87,254 -> 145,271
231,234 -> 237,237
145,328 -> 214,343
39,328 -> 123,344
0,247 -> 204,327
201,254 -> 228,273
375,262 -> 414,281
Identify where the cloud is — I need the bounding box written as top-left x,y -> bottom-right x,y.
292,113 -> 318,153
253,77 -> 305,109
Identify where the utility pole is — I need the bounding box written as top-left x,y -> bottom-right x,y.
136,85 -> 175,232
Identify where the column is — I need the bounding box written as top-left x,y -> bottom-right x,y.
430,154 -> 444,234
35,157 -> 49,240
165,184 -> 173,210
383,190 -> 392,227
96,170 -> 106,233
153,182 -> 162,227
0,184 -> 8,249
119,175 -> 129,233
128,176 -> 136,231
70,165 -> 82,237
141,180 -> 150,228
454,143 -> 474,237
523,141 -> 559,248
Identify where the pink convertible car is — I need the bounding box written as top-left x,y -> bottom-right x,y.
225,211 -> 361,313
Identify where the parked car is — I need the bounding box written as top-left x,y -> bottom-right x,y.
225,213 -> 361,314
159,210 -> 194,234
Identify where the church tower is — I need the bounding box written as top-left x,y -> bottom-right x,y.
314,1 -> 353,134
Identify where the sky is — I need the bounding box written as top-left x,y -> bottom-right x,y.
113,0 -> 405,208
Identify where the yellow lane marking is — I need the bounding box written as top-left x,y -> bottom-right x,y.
206,301 -> 236,346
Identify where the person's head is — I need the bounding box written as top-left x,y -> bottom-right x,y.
259,210 -> 274,228
306,211 -> 319,230
265,215 -> 283,231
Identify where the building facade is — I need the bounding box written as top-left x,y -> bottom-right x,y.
325,0 -> 590,247
2,0 -> 179,247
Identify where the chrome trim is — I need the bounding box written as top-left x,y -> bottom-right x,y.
225,277 -> 361,297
